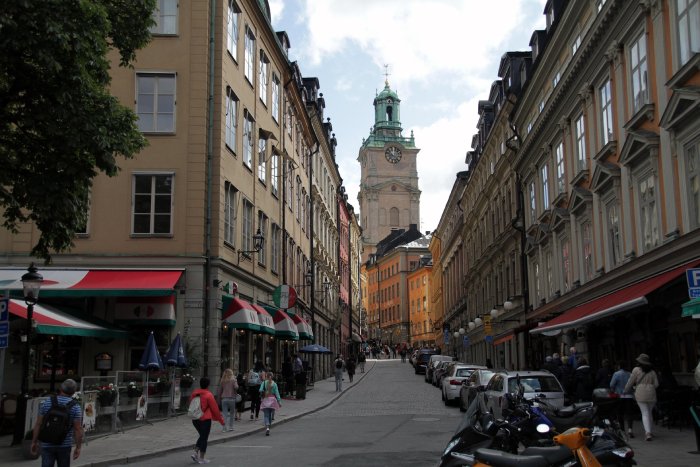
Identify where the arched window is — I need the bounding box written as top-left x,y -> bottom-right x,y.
390,207 -> 399,226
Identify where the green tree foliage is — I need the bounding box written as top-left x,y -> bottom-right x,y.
0,0 -> 157,261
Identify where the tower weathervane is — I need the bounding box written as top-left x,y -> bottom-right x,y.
383,64 -> 390,86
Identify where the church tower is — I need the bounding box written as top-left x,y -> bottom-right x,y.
357,80 -> 421,262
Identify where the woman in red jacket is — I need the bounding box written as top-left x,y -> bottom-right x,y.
189,377 -> 225,464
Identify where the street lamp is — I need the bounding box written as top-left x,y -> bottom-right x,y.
237,228 -> 265,263
13,263 -> 43,445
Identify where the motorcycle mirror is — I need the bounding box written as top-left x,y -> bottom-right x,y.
536,423 -> 551,434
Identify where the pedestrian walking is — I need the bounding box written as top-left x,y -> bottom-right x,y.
259,372 -> 282,436
358,350 -> 366,373
281,356 -> 294,398
346,356 -> 356,382
400,345 -> 407,363
334,354 -> 345,392
247,361 -> 264,420
574,357 -> 594,402
293,353 -> 304,397
594,358 -> 613,389
609,360 -> 635,438
31,378 -> 83,467
624,353 -> 659,441
217,368 -> 239,432
189,377 -> 224,464
567,346 -> 578,369
235,371 -> 245,420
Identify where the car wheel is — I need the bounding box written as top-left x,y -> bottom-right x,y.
441,389 -> 445,401
443,392 -> 449,406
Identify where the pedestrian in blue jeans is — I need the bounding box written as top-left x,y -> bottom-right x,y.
189,377 -> 225,464
31,379 -> 83,467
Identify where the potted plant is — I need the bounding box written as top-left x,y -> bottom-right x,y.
180,373 -> 194,388
155,377 -> 171,393
126,381 -> 142,398
97,384 -> 117,406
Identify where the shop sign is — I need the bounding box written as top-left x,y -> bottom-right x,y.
686,268 -> 700,298
0,298 -> 8,349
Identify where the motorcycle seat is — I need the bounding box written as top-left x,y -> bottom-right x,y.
557,402 -> 593,416
474,448 -> 550,467
521,444 -> 572,464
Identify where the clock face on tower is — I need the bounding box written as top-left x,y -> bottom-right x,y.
385,146 -> 402,163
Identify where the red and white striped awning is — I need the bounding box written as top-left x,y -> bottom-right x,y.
0,268 -> 183,297
251,304 -> 275,335
222,297 -> 261,331
262,306 -> 298,340
290,313 -> 314,340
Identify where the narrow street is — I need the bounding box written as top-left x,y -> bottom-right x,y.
114,360 -> 459,466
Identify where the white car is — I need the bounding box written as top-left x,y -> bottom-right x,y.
441,363 -> 487,405
482,370 -> 565,419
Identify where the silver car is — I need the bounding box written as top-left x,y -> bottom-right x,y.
481,370 -> 565,419
441,363 -> 487,405
459,369 -> 495,412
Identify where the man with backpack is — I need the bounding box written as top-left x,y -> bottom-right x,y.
334,354 -> 345,392
30,378 -> 83,466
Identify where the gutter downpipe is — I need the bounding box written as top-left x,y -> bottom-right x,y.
203,0 -> 217,377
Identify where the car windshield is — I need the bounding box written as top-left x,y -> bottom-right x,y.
455,368 -> 474,378
507,376 -> 562,393
478,371 -> 495,383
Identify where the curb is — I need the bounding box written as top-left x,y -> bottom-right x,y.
84,362 -> 375,466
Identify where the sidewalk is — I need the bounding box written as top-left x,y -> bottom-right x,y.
0,362 -> 375,467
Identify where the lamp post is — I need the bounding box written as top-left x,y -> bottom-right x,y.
13,263 -> 43,445
236,228 -> 265,263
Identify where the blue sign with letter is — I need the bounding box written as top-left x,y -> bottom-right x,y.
443,330 -> 449,345
686,268 -> 700,298
0,335 -> 7,348
0,298 -> 7,322
0,322 -> 8,335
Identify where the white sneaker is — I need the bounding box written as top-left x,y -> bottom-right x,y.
198,459 -> 211,464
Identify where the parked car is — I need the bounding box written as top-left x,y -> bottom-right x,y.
413,349 -> 437,374
432,360 -> 453,387
481,370 -> 565,419
441,364 -> 487,405
458,368 -> 495,412
425,355 -> 453,383
409,349 -> 419,367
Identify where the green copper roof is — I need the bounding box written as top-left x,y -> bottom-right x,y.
375,82 -> 400,103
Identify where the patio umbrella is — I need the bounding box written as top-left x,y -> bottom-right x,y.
298,343 -> 332,354
138,332 -> 163,421
165,333 -> 187,367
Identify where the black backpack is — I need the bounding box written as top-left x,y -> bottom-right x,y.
336,359 -> 343,369
38,395 -> 78,444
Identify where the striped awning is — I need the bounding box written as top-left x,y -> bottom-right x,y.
290,313 -> 314,340
262,305 -> 299,340
251,304 -> 275,335
0,268 -> 183,297
222,297 -> 261,331
7,299 -> 128,338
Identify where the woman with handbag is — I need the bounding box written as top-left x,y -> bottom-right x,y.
218,369 -> 239,432
624,353 -> 659,441
259,371 -> 281,436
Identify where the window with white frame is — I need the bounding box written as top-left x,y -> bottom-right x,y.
225,87 -> 237,151
545,249 -> 553,298
271,223 -> 280,274
258,137 -> 267,183
555,142 -> 565,195
597,0 -> 608,12
243,111 -> 254,167
630,33 -> 648,112
599,79 -> 613,145
529,180 -> 536,223
132,173 -> 173,235
286,105 -> 293,136
150,0 -> 178,35
686,137 -> 700,230
575,114 -> 586,171
271,152 -> 279,197
227,0 -> 240,58
286,161 -> 293,209
606,201 -> 622,267
676,0 -> 699,66
571,34 -> 582,55
296,176 -> 301,221
241,199 -> 253,252
638,172 -> 659,252
532,259 -> 541,304
552,71 -> 561,88
259,51 -> 268,105
271,74 -> 280,122
541,163 -> 550,209
257,211 -> 267,265
244,27 -> 255,83
560,236 -> 571,293
224,181 -> 238,246
581,220 -> 593,282
136,73 -> 175,133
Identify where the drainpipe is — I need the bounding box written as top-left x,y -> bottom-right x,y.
203,0 -> 217,377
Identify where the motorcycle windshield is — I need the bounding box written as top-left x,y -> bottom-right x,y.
453,395 -> 489,434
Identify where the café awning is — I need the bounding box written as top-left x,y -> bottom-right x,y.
531,259 -> 700,335
222,296 -> 260,331
0,268 -> 183,297
290,313 -> 314,340
114,296 -> 176,326
251,304 -> 275,335
262,305 -> 299,340
8,299 -> 129,338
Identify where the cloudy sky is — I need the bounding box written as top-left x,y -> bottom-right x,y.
269,0 -> 546,233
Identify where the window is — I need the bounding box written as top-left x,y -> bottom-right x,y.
686,137 -> 700,230
227,0 -> 240,58
257,211 -> 267,265
136,73 -> 175,133
529,181 -> 536,223
630,33 -> 648,112
638,173 -> 659,252
150,0 -> 178,35
241,199 -> 253,252
224,182 -> 238,246
271,223 -> 280,274
243,111 -> 254,168
271,152 -> 279,197
676,0 -> 699,65
286,161 -> 293,209
132,174 -> 173,235
258,137 -> 267,183
581,221 -> 593,282
606,201 -> 622,266
225,87 -> 238,151
571,34 -> 582,55
575,114 -> 586,171
271,74 -> 280,122
539,100 -> 545,113
597,0 -> 608,12
552,71 -> 561,88
533,260 -> 541,303
286,105 -> 293,136
599,79 -> 613,145
561,236 -> 571,293
555,142 -> 565,195
390,207 -> 399,226
259,51 -> 268,105
545,250 -> 553,298
244,27 -> 255,83
296,176 -> 301,221
541,164 -> 550,209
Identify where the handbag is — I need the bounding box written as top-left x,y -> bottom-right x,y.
235,393 -> 242,403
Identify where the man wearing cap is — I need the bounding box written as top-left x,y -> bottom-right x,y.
31,378 -> 83,466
